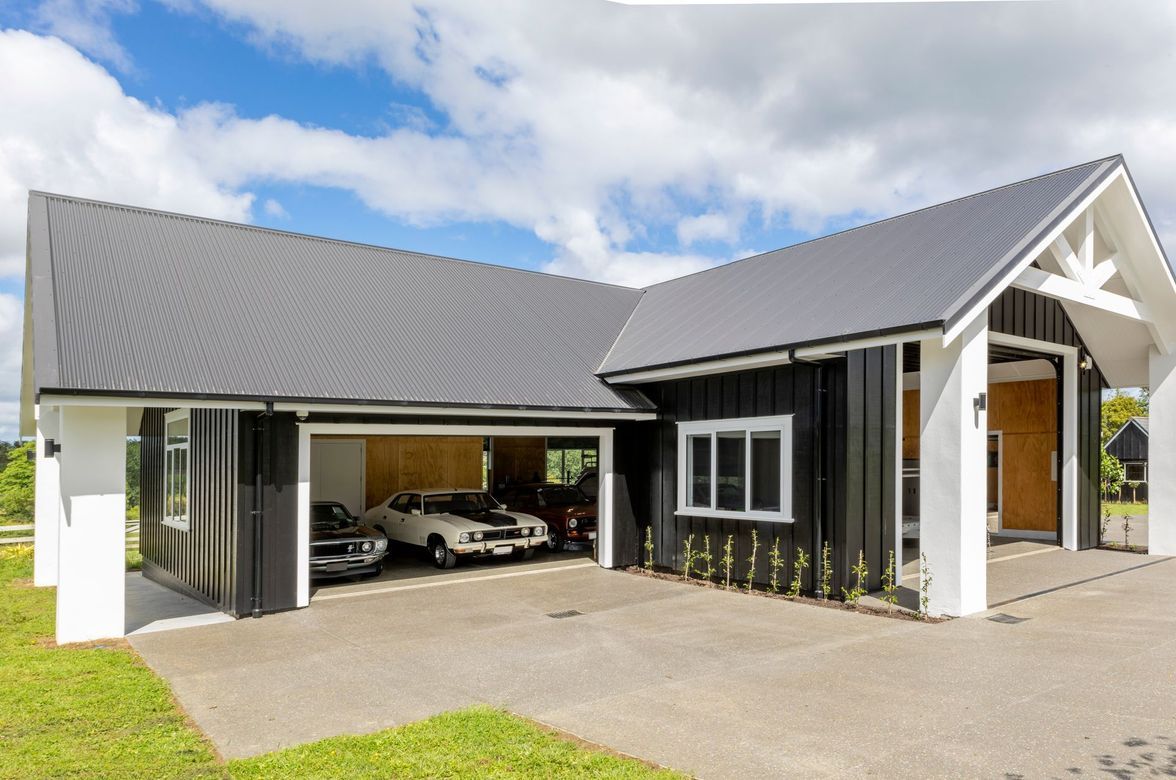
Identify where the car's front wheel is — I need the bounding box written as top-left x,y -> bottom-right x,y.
430,538 -> 457,569
546,531 -> 564,552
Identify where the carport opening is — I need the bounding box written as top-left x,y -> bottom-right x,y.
307,432 -> 600,599
901,343 -> 1067,605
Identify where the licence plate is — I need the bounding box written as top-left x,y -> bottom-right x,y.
324,561 -> 348,573
493,545 -> 514,556
587,532 -> 597,540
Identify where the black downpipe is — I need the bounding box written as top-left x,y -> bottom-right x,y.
790,351 -> 829,598
812,363 -> 828,598
251,401 -> 274,618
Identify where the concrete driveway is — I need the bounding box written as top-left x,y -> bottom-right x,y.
131,549 -> 1176,778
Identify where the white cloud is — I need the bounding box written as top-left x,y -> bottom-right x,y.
0,292 -> 23,441
262,198 -> 288,218
30,0 -> 137,70
677,212 -> 742,246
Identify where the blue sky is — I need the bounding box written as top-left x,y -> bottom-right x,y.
0,0 -> 1172,437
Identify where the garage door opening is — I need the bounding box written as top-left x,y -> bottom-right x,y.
300,426 -> 613,602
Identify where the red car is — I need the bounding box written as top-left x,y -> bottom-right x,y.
495,483 -> 597,552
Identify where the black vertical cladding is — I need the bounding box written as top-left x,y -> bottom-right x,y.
644,362 -> 824,589
987,287 -> 1106,549
235,411 -> 300,616
139,408 -> 239,613
830,346 -> 897,594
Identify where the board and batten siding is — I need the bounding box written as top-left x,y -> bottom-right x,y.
987,287 -> 1105,548
140,408 -> 240,613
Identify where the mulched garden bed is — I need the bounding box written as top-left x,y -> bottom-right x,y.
1096,543 -> 1149,555
623,566 -> 948,623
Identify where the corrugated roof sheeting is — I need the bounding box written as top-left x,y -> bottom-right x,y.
40,196 -> 652,410
598,158 -> 1118,375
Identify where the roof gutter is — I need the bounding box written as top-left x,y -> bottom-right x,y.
601,325 -> 942,385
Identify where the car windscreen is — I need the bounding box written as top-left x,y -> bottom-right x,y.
538,486 -> 585,505
311,504 -> 354,531
423,492 -> 500,515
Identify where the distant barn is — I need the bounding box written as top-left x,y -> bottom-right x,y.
1106,417 -> 1149,502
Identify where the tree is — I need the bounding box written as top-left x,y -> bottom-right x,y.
1102,390 -> 1148,445
1100,447 -> 1125,500
126,439 -> 141,510
0,442 -> 36,521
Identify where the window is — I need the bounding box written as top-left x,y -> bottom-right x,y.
676,415 -> 792,522
163,410 -> 190,531
1125,462 -> 1147,483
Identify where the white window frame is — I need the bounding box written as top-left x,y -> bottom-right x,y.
162,409 -> 191,531
676,414 -> 793,522
1125,461 -> 1148,483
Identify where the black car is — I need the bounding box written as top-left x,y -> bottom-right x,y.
310,501 -> 388,579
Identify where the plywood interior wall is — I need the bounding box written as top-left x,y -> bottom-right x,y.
902,378 -> 1057,532
489,436 -> 547,489
318,435 -> 484,512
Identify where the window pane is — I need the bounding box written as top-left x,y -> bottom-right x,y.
177,447 -> 188,519
716,431 -> 746,511
686,434 -> 711,508
751,430 -> 782,512
1125,462 -> 1146,482
166,416 -> 189,447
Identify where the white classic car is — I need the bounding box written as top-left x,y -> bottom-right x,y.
363,488 -> 547,569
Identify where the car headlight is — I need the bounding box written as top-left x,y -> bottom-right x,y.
568,518 -> 578,529
521,527 -> 531,536
375,538 -> 388,552
534,526 -> 544,536
459,532 -> 471,543
473,531 -> 484,541
361,540 -> 374,553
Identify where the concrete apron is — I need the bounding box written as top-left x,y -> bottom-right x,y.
130,548 -> 1176,778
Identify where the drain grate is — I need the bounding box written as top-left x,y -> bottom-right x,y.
987,613 -> 1030,625
546,609 -> 584,619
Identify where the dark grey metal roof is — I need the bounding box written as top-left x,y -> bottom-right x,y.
598,156 -> 1122,375
26,193 -> 652,412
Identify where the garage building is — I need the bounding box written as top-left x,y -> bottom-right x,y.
22,154 -> 1176,643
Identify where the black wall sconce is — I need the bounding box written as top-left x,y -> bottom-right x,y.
43,438 -> 61,457
1078,350 -> 1091,371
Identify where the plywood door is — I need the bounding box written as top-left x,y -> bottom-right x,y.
311,439 -> 366,518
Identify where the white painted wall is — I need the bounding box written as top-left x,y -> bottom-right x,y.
920,315 -> 989,617
310,439 -> 366,517
33,405 -> 60,587
56,406 -> 126,644
1148,347 -> 1176,556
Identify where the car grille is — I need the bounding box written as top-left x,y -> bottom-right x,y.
312,541 -> 364,557
479,528 -> 525,541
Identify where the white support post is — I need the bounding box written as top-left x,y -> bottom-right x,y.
1148,347 -> 1176,556
597,429 -> 615,569
1061,350 -> 1080,551
34,405 -> 60,587
56,406 -> 126,644
296,424 -> 311,608
920,315 -> 989,617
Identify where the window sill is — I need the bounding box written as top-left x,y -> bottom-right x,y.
161,518 -> 190,532
674,508 -> 793,523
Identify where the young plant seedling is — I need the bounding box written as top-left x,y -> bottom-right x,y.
1100,505 -> 1111,541
786,546 -> 810,599
919,552 -> 933,619
721,535 -> 735,590
700,535 -> 714,581
1122,513 -> 1133,549
768,537 -> 784,593
682,534 -> 696,581
841,549 -> 868,606
644,526 -> 654,571
880,549 -> 898,612
745,528 -> 760,593
820,540 -> 832,600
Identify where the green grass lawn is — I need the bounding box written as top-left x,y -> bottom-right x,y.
1104,501 -> 1148,516
0,545 -> 682,779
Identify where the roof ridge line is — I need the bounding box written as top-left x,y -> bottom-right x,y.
28,189 -> 643,294
640,154 -> 1124,292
